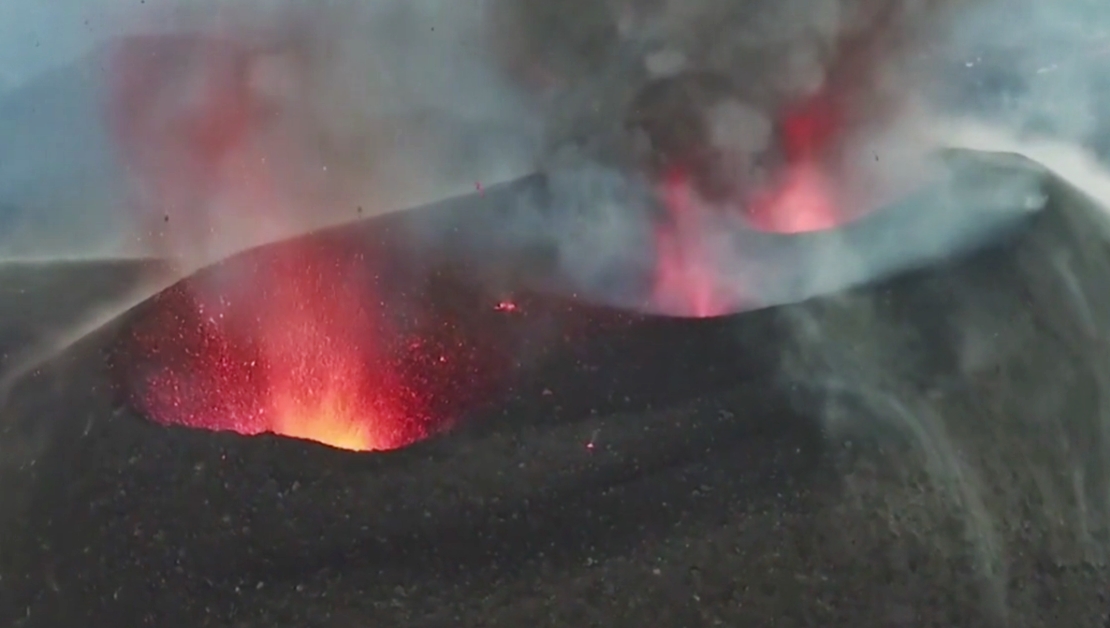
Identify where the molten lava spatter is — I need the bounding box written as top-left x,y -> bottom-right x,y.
106,36 -> 462,451
648,91 -> 848,317
118,241 -> 507,451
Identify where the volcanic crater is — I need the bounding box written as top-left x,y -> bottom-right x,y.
3,149 -> 1110,626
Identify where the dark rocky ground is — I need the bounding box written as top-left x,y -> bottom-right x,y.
0,258 -> 170,372
2,153 -> 1110,627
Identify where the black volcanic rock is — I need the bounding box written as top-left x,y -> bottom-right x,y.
2,149 -> 1110,627
0,258 -> 170,370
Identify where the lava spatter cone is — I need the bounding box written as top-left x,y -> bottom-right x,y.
3,149 -> 1110,626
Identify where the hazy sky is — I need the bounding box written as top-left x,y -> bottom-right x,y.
0,0 -> 131,89
0,0 -> 235,90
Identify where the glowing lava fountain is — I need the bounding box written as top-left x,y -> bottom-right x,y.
113,238 -> 510,451
647,87 -> 850,319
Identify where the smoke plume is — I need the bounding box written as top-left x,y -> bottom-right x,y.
0,0 -> 1106,299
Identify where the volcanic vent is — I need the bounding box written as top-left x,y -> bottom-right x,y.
104,145 -> 1040,457
9,149 -> 1110,628
109,222 -> 528,452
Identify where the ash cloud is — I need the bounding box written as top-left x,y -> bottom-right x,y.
3,0 -> 1108,322
0,0 -> 545,265
0,0 -> 1020,284
3,1 -> 1110,337
472,0 -> 987,312
101,0 -> 547,270
0,0 -> 1107,294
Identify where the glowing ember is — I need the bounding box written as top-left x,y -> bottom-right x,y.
116,241 -> 507,452
649,90 -> 849,317
243,246 -> 411,451
106,36 -> 505,451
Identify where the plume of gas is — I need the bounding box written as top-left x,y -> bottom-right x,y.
452,0 -> 1007,315
0,0 -> 546,392
768,0 -> 1110,613
105,0 -> 543,272
490,0 -> 1110,612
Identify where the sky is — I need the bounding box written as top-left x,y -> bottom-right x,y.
0,0 -> 542,261
0,1 -> 121,88
0,0 -> 244,90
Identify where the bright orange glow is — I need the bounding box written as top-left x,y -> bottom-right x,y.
271,390 -> 377,452
245,245 -> 416,451
107,36 -> 469,452
118,239 -> 505,452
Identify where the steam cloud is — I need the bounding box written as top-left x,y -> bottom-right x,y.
0,0 -> 1104,299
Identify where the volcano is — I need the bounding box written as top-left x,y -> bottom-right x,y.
2,149 -> 1110,627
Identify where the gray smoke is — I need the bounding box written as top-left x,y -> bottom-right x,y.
771,0 -> 1110,614
1,0 -> 1107,288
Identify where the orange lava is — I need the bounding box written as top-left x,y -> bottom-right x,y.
272,393 -> 379,452
244,246 -> 413,451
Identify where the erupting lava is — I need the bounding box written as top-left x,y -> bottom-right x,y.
649,91 -> 847,318
105,29 -> 854,426
116,240 -> 508,452
106,34 -> 499,451
232,244 -> 409,451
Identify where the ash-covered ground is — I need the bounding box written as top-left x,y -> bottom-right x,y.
0,152 -> 1109,627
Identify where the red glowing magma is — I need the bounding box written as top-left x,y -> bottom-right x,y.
106,36 -> 514,451
649,92 -> 846,318
105,32 -> 850,446
118,243 -> 513,452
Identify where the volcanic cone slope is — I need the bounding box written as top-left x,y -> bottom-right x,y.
2,151 -> 1110,626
